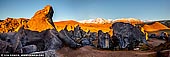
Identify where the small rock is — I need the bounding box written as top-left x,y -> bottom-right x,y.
31,50 -> 58,57
22,45 -> 37,53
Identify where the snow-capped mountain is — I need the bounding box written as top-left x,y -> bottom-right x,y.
113,18 -> 143,24
79,18 -> 143,24
79,18 -> 114,24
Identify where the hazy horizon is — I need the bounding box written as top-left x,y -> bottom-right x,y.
0,0 -> 169,21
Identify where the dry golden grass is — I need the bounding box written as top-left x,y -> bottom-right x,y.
143,22 -> 170,32
54,20 -> 112,35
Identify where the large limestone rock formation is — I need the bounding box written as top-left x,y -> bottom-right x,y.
27,5 -> 56,32
0,5 -> 56,33
0,5 -> 62,54
111,22 -> 148,49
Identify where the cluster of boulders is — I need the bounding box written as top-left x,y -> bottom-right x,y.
58,25 -> 98,48
148,32 -> 170,42
57,22 -> 149,50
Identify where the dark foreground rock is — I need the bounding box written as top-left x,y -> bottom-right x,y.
24,29 -> 63,51
97,30 -> 113,49
58,25 -> 96,48
111,22 -> 148,49
22,45 -> 37,53
58,29 -> 81,48
0,39 -> 12,53
0,27 -> 63,53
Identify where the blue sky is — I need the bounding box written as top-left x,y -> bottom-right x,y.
0,0 -> 169,21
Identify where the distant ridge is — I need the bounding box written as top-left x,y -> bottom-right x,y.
79,18 -> 143,25
143,22 -> 170,32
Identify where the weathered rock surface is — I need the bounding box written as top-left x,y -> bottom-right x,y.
58,25 -> 97,48
97,30 -> 113,49
58,29 -> 81,48
27,5 -> 56,32
21,45 -> 37,53
0,18 -> 28,33
22,28 -> 63,51
111,22 -> 148,49
0,27 -> 62,53
0,39 -> 12,53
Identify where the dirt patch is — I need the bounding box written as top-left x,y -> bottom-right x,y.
56,46 -> 153,57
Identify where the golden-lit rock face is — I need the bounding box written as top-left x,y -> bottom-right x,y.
27,5 -> 56,32
0,18 -> 28,33
143,22 -> 170,32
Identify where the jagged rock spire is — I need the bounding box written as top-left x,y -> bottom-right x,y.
27,5 -> 56,32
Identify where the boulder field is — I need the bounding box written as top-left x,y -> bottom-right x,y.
0,5 -> 170,57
